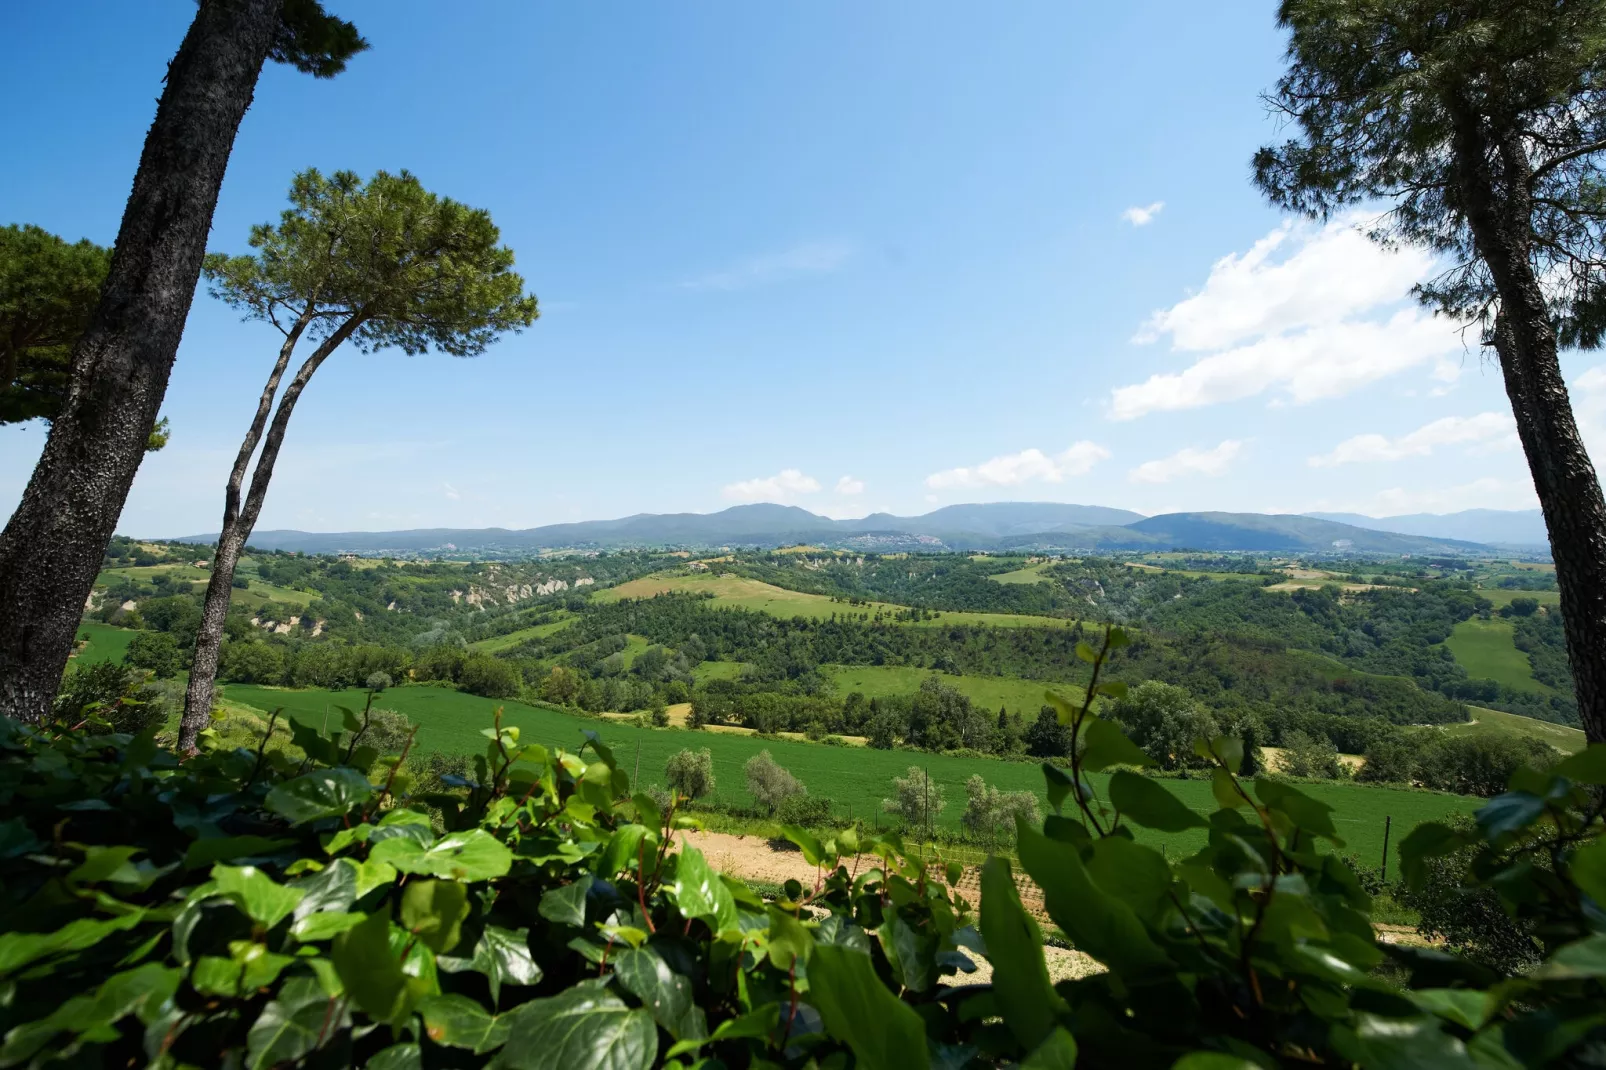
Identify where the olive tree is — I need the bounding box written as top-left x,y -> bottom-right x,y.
1256,0 -> 1606,742
0,0 -> 364,722
179,169 -> 537,749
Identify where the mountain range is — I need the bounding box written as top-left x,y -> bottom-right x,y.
174,502 -> 1544,557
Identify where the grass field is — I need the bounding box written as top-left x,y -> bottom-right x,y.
989,562 -> 1054,584
1445,706 -> 1586,753
1444,618 -> 1551,693
821,665 -> 1082,714
596,572 -> 1068,629
1475,587 -> 1561,609
221,682 -> 1478,870
71,622 -> 137,665
469,614 -> 576,653
694,661 -> 750,682
94,560 -> 317,610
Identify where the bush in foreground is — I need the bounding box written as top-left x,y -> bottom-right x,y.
1,625 -> 1602,1067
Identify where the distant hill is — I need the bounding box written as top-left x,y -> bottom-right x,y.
174,500 -> 1508,557
1304,508 -> 1547,547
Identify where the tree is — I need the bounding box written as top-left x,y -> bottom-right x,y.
179,169 -> 537,747
125,631 -> 184,679
744,749 -> 806,815
1255,0 -> 1606,743
959,774 -> 1041,848
0,225 -> 112,425
665,747 -> 716,801
0,0 -> 365,723
1024,705 -> 1071,759
882,765 -> 945,836
1109,681 -> 1216,771
1278,729 -> 1344,779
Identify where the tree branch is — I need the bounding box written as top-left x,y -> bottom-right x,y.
1528,138 -> 1606,188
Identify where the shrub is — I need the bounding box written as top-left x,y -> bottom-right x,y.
665,746 -> 715,800
959,774 -> 1041,846
865,709 -> 900,749
218,639 -> 286,684
776,792 -> 835,827
1278,728 -> 1343,779
457,652 -> 520,698
365,670 -> 393,692
1413,732 -> 1560,797
1109,681 -> 1217,770
1399,816 -> 1543,975
744,749 -> 806,815
882,764 -> 945,833
651,703 -> 670,727
124,629 -> 184,678
51,662 -> 167,734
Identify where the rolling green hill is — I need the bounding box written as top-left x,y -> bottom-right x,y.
1444,618 -> 1551,693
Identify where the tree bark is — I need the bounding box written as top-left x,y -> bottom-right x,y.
179,315 -> 360,750
0,0 -> 284,721
1453,112 -> 1606,744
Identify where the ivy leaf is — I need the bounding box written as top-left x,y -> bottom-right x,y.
332,911 -> 413,1026
1397,823 -> 1464,890
184,835 -> 294,870
1021,1027 -> 1079,1069
371,829 -> 512,881
246,979 -> 346,1070
671,847 -> 737,931
293,858 -> 359,920
1570,838 -> 1606,909
1078,718 -> 1155,771
439,926 -> 541,1004
1554,743 -> 1606,785
1086,838 -> 1171,923
400,880 -> 470,954
1331,1012 -> 1478,1070
1041,763 -> 1075,814
807,944 -> 930,1070
1016,821 -> 1171,978
595,824 -> 648,881
879,909 -> 938,993
979,857 -> 1063,1051
420,993 -> 509,1053
1254,778 -> 1341,843
781,825 -> 829,868
265,768 -> 372,825
611,946 -> 706,1041
212,864 -> 304,929
1534,933 -> 1606,979
767,906 -> 815,973
539,874 -> 595,928
366,1044 -> 421,1070
498,986 -> 657,1070
665,1004 -> 779,1059
1108,771 -> 1206,831
1475,791 -> 1547,840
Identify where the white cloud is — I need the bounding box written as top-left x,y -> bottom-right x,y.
1111,217 -> 1464,420
1308,412 -> 1516,467
1342,477 -> 1537,515
443,482 -> 460,500
1122,201 -> 1165,227
1128,440 -> 1244,484
721,468 -> 822,502
682,241 -> 854,291
835,475 -> 865,495
925,442 -> 1110,490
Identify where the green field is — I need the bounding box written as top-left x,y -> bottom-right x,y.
469,614 -> 577,653
95,560 -> 317,610
1444,618 -> 1551,693
822,665 -> 1081,714
221,682 -> 1477,869
989,562 -> 1054,584
597,572 -> 1069,629
693,661 -> 750,682
1445,706 -> 1586,753
1475,587 -> 1561,609
71,622 -> 137,665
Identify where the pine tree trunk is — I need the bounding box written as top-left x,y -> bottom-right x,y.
179,318 -> 358,750
1455,116 -> 1606,744
0,0 -> 283,722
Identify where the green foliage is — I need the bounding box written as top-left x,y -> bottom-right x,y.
743,749 -> 806,815
0,224 -> 111,426
960,774 -> 1041,847
124,629 -> 184,678
10,622 -> 1605,1066
663,747 -> 714,801
882,765 -> 946,833
1279,727 -> 1344,779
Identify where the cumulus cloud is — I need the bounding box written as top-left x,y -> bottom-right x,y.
1346,478 -> 1536,515
925,442 -> 1110,490
721,469 -> 822,502
1111,218 -> 1464,420
835,475 -> 865,495
1308,412 -> 1516,467
1122,201 -> 1165,227
1128,440 -> 1244,484
683,240 -> 854,291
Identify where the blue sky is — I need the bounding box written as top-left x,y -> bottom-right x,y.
4,1 -> 1595,536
